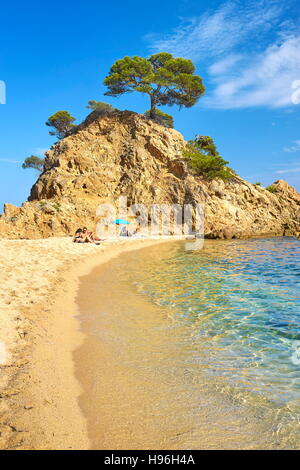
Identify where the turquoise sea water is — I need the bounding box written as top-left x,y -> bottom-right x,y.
78,236 -> 300,449
119,237 -> 300,440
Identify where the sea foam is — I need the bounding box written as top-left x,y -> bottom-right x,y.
291,341 -> 300,365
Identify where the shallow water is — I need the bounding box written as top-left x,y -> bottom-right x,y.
76,237 -> 300,449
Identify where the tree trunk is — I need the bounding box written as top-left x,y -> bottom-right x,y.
150,95 -> 156,119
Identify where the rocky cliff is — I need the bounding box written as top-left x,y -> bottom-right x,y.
1,110 -> 300,239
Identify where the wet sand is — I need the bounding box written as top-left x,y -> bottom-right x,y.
0,236 -> 169,450
75,242 -> 280,450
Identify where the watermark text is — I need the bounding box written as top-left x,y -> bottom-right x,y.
96,197 -> 204,251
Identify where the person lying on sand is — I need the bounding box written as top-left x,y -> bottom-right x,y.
73,227 -> 102,244
73,228 -> 94,243
81,227 -> 95,243
82,227 -> 101,242
73,228 -> 84,243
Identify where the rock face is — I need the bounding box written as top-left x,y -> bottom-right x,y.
0,110 -> 299,239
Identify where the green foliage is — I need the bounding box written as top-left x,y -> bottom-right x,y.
22,155 -> 45,172
104,52 -> 205,117
182,135 -> 232,180
86,100 -> 116,114
254,182 -> 262,186
144,109 -> 174,128
53,202 -> 61,212
266,185 -> 277,193
45,110 -> 76,139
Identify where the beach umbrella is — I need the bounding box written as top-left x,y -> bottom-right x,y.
112,219 -> 130,225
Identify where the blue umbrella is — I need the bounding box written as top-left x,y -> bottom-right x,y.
112,219 -> 130,225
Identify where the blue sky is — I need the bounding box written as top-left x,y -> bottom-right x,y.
1,0 -> 300,211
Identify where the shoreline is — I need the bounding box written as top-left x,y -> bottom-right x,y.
75,237 -> 300,450
0,236 -> 173,450
74,238 -> 291,450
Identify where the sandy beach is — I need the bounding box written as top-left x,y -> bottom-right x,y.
0,236 -> 169,450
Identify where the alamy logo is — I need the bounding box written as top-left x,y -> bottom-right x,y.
96,196 -> 205,251
0,80 -> 6,104
291,80 -> 300,105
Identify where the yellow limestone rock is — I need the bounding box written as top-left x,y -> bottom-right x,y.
0,110 -> 299,239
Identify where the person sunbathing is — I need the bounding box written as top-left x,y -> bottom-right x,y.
82,227 -> 101,242
81,227 -> 96,242
73,227 -> 94,243
73,228 -> 84,243
73,227 -> 102,244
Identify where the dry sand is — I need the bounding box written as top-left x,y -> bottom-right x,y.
0,236 -> 169,450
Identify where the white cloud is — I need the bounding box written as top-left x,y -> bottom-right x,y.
283,140 -> 300,153
272,158 -> 300,175
208,54 -> 242,75
147,0 -> 300,109
148,0 -> 284,61
207,36 -> 300,109
276,166 -> 300,174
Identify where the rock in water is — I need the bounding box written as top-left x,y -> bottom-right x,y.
0,110 -> 299,239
